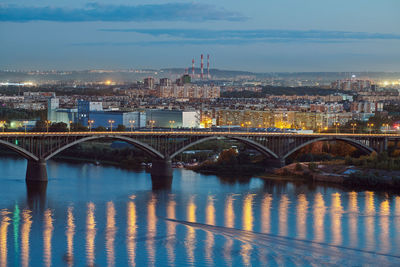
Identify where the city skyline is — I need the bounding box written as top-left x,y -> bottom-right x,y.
1,0 -> 400,72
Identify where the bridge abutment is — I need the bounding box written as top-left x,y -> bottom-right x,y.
151,158 -> 173,190
26,159 -> 48,182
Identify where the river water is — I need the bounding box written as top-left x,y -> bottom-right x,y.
0,156 -> 400,266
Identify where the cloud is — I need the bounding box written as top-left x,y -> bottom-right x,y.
100,28 -> 400,41
0,3 -> 246,22
70,39 -> 352,47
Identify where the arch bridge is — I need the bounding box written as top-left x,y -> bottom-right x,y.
0,131 -> 397,189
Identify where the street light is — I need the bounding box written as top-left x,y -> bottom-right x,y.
367,123 -> 374,134
149,120 -> 155,132
69,121 -> 72,133
88,120 -> 94,132
108,120 -> 115,132
351,123 -> 357,134
334,122 -> 340,134
169,120 -> 175,131
0,121 -> 6,132
245,121 -> 252,133
227,121 -> 232,133
45,120 -> 51,133
129,120 -> 135,132
382,123 -> 389,134
23,120 -> 28,133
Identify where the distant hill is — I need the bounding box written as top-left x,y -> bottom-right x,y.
1,69 -> 399,83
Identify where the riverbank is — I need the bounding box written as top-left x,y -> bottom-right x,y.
270,161 -> 400,192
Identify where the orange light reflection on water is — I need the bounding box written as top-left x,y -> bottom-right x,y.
21,209 -> 32,267
106,202 -> 117,267
86,202 -> 96,267
127,200 -> 137,267
43,209 -> 53,267
0,210 -> 10,267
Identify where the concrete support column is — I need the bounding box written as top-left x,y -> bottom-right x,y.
265,157 -> 285,169
26,158 -> 48,182
151,157 -> 173,190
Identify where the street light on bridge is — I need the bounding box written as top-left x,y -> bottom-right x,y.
45,120 -> 51,133
351,123 -> 357,134
69,121 -> 72,133
227,121 -> 232,133
334,122 -> 340,134
148,120 -> 155,132
245,121 -> 252,133
23,120 -> 28,133
129,120 -> 135,132
367,123 -> 374,135
169,120 -> 175,132
382,123 -> 389,134
0,121 -> 6,132
108,120 -> 115,132
88,120 -> 94,132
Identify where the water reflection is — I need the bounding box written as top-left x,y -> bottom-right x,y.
166,195 -> 176,267
348,192 -> 359,247
147,194 -> 157,267
313,193 -> 326,242
43,209 -> 53,267
0,210 -> 10,267
261,194 -> 272,234
205,196 -> 215,266
241,194 -> 254,266
331,193 -> 343,245
224,195 -> 235,267
86,202 -> 96,267
106,202 -> 117,267
126,199 -> 137,267
185,196 -> 196,265
296,194 -> 308,239
21,209 -> 32,267
26,182 -> 47,212
1,163 -> 400,266
365,192 -> 376,250
65,207 -> 75,267
279,194 -> 289,237
379,198 -> 390,253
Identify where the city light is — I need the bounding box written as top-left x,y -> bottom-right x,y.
108,120 -> 115,132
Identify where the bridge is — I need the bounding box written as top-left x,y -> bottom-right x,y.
0,131 -> 398,189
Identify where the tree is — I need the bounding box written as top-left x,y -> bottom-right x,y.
70,122 -> 88,132
49,122 -> 68,132
31,120 -> 46,132
95,126 -> 107,132
116,124 -> 126,131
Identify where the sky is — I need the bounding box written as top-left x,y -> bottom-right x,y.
1,0 -> 400,72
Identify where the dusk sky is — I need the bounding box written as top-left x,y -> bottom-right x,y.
1,0 -> 400,71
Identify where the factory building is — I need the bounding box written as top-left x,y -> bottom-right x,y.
47,98 -> 77,125
145,110 -> 200,128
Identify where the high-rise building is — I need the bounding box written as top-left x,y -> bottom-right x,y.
144,77 -> 155,89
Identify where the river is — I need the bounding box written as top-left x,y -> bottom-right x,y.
0,156 -> 399,266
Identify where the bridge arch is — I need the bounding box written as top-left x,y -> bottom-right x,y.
44,135 -> 165,161
0,139 -> 39,161
282,137 -> 375,160
169,136 -> 279,160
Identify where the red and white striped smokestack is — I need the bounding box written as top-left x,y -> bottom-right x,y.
207,54 -> 210,79
201,54 -> 204,79
192,58 -> 195,77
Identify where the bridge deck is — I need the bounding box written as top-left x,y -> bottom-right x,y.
0,131 -> 399,138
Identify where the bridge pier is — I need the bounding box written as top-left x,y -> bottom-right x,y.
26,159 -> 48,182
151,158 -> 173,190
265,158 -> 286,169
